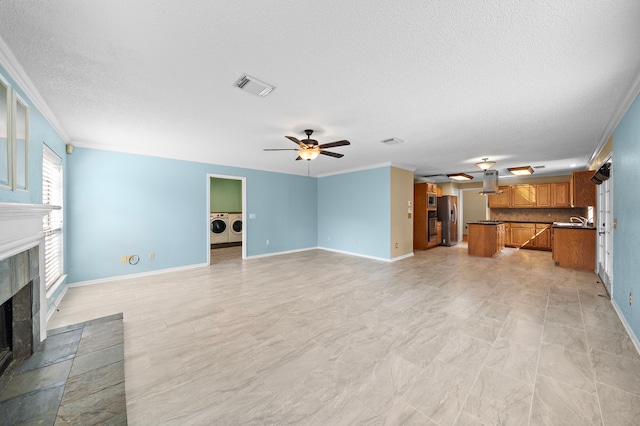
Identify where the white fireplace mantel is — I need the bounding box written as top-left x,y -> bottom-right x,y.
0,202 -> 55,262
0,202 -> 56,344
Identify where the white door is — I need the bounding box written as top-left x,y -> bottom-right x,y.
596,160 -> 613,295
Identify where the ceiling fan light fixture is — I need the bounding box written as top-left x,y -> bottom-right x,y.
475,158 -> 496,171
508,166 -> 534,175
448,173 -> 474,181
298,148 -> 319,161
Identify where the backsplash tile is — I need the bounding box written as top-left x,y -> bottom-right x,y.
490,208 -> 589,223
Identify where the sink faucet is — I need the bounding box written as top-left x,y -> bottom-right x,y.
570,216 -> 588,226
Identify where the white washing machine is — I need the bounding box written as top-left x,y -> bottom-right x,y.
210,213 -> 229,244
228,213 -> 242,243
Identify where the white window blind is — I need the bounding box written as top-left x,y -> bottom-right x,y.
42,145 -> 63,290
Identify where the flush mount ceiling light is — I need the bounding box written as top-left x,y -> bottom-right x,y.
448,173 -> 474,181
508,166 -> 534,175
475,158 -> 496,171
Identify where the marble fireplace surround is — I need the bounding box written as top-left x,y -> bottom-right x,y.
0,202 -> 54,349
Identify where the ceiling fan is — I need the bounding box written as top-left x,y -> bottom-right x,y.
263,129 -> 350,161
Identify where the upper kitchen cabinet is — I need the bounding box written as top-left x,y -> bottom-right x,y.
536,182 -> 570,208
535,184 -> 551,207
551,182 -> 570,207
511,184 -> 536,208
488,186 -> 510,208
571,171 -> 596,207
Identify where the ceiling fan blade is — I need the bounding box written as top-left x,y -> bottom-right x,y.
285,136 -> 305,148
319,150 -> 344,158
263,148 -> 300,151
295,156 -> 303,161
318,140 -> 350,149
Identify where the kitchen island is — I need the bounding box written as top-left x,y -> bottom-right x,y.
468,221 -> 505,257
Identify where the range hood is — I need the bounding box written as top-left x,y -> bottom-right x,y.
480,170 -> 502,194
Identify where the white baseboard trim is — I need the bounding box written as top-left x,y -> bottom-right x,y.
318,246 -> 392,262
390,252 -> 414,262
67,263 -> 209,288
611,298 -> 640,356
245,247 -> 317,259
46,284 -> 68,322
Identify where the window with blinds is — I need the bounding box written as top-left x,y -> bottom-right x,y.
42,145 -> 63,290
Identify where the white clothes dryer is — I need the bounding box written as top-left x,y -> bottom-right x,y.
229,213 -> 242,243
210,213 -> 229,244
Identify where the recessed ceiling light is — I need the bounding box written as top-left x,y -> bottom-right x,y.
508,166 -> 534,175
448,173 -> 473,181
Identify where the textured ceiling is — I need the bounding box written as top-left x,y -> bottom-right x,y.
1,1 -> 639,179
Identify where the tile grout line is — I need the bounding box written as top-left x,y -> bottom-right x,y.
451,300 -> 512,426
579,289 -> 606,426
526,285 -> 550,426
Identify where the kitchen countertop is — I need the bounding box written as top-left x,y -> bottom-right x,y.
496,220 -> 554,224
468,221 -> 503,225
552,225 -> 596,230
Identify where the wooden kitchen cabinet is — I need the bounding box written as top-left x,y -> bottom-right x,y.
551,182 -> 570,207
488,186 -> 510,208
511,185 -> 536,208
571,171 -> 596,207
503,222 -> 512,246
468,223 -> 504,257
553,227 -> 596,270
413,183 -> 429,250
509,223 -> 535,248
535,184 -> 551,207
534,224 -> 552,250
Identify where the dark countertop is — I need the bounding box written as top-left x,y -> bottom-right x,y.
552,225 -> 597,230
468,221 -> 503,225
498,220 -> 554,224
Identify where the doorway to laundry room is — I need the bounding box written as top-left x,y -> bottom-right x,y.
207,174 -> 246,265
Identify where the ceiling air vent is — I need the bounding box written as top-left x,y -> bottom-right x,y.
234,74 -> 274,97
381,137 -> 404,145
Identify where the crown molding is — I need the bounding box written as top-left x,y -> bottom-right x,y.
589,70 -> 640,166
0,35 -> 70,142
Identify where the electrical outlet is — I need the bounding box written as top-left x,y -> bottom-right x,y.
121,256 -> 126,263
149,252 -> 155,260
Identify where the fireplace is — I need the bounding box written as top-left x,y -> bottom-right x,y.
0,202 -> 52,378
0,248 -> 40,377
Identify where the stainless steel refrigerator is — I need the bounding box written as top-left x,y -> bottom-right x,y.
437,195 -> 458,246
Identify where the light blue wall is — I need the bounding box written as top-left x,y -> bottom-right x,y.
318,167 -> 391,259
612,92 -> 640,340
66,147 -> 318,283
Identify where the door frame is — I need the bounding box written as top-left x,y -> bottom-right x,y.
596,155 -> 613,295
206,173 -> 247,263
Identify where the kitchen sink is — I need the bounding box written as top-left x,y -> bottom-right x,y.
553,222 -> 588,227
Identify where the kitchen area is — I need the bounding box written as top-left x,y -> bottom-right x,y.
415,169 -> 600,271
467,170 -> 598,270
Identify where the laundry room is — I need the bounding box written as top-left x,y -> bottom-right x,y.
209,177 -> 243,257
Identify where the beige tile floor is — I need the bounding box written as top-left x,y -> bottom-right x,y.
48,244 -> 640,425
